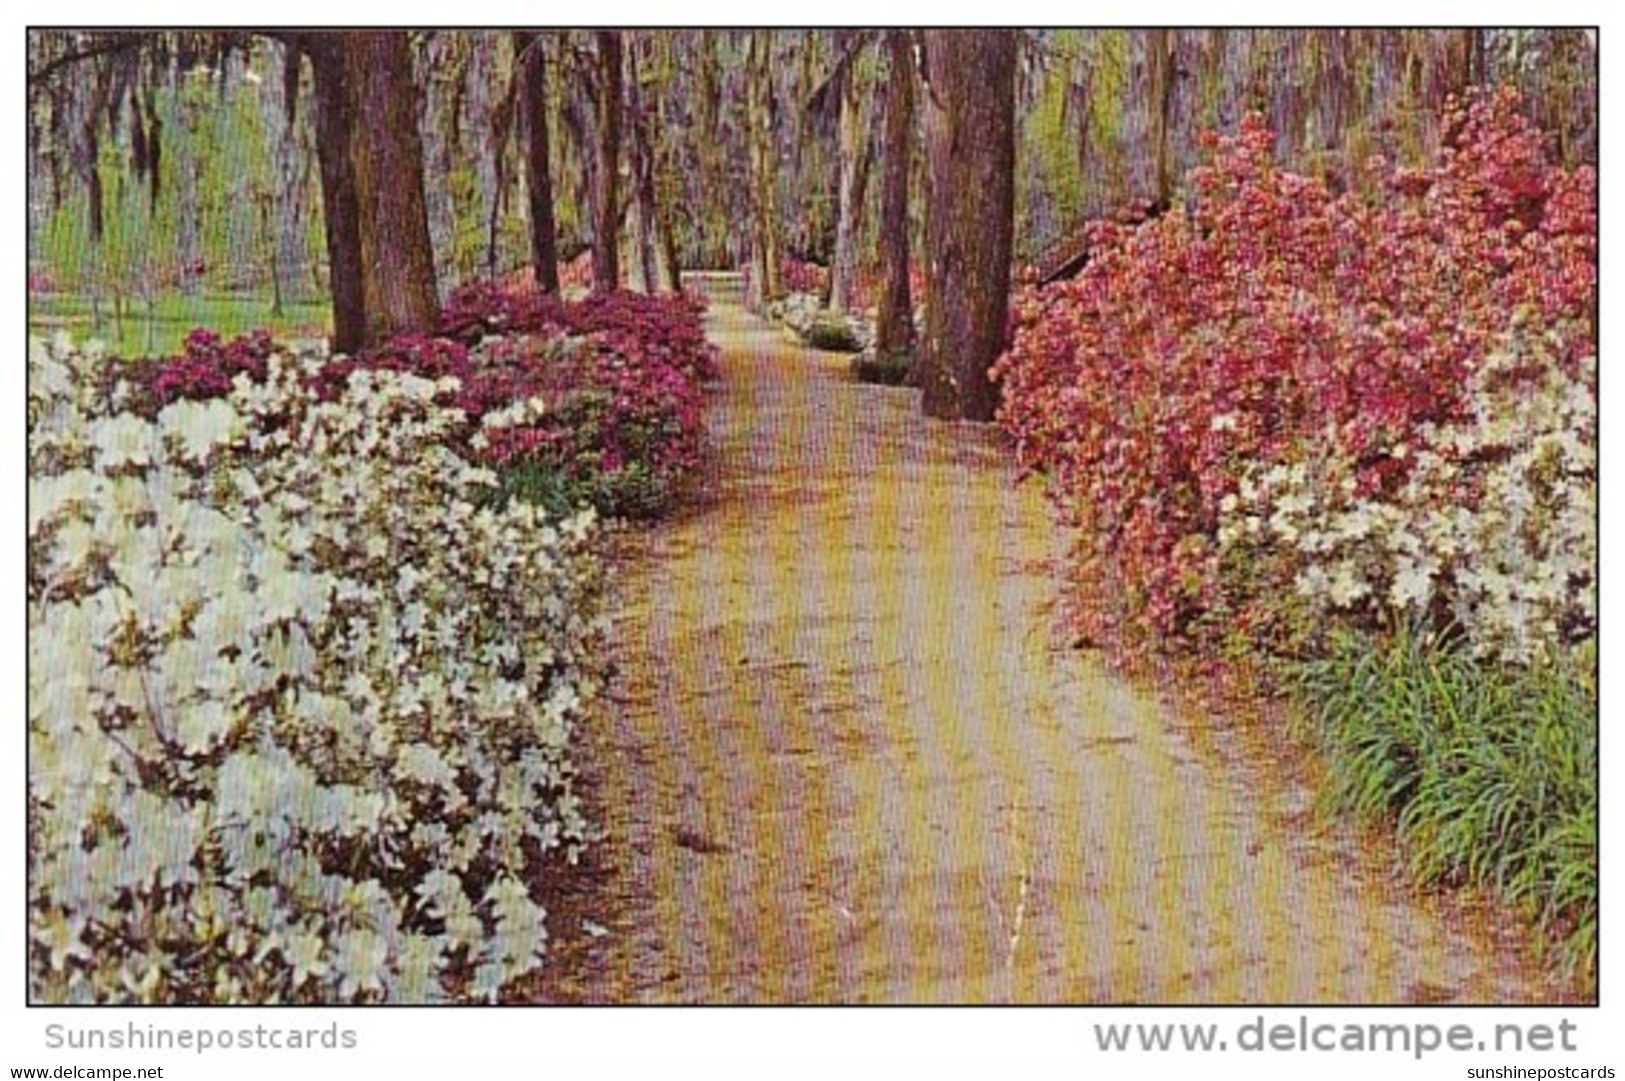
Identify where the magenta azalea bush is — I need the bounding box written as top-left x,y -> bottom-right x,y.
124,328 -> 275,414
123,287 -> 717,519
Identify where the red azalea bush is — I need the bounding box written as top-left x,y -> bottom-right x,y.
558,289 -> 721,384
992,89 -> 1597,656
471,333 -> 707,518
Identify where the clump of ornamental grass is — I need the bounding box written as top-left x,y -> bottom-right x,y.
1294,626 -> 1596,982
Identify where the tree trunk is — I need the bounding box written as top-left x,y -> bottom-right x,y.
514,31 -> 560,293
744,31 -> 781,310
874,31 -> 916,364
591,31 -> 623,292
260,39 -> 312,306
917,30 -> 1017,422
308,32 -> 440,351
658,212 -> 682,292
346,32 -> 441,345
483,35 -> 515,281
306,36 -> 367,353
828,57 -> 873,313
1148,29 -> 1175,206
626,36 -> 661,293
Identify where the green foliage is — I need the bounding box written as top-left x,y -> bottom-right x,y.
1294,627 -> 1596,981
850,350 -> 912,386
29,292 -> 330,358
34,49 -> 324,302
803,312 -> 866,352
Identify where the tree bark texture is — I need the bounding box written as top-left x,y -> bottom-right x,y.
591,31 -> 623,292
744,31 -> 781,310
873,31 -> 916,363
345,32 -> 441,345
514,31 -> 561,293
305,35 -> 368,353
917,30 -> 1017,422
827,56 -> 872,313
308,32 -> 440,350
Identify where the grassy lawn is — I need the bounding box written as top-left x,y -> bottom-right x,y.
28,291 -> 331,358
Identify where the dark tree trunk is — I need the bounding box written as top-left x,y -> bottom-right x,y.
345,32 -> 440,345
1148,29 -> 1175,205
306,35 -> 367,354
514,30 -> 560,293
591,31 -> 623,292
626,37 -> 661,293
917,30 -> 1017,422
874,31 -> 916,364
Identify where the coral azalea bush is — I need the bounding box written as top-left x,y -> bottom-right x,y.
993,88 -> 1596,659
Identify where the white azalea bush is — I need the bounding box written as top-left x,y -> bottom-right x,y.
28,334 -> 607,1003
1219,327 -> 1596,664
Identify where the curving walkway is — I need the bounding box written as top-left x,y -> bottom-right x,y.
547,274 -> 1568,1004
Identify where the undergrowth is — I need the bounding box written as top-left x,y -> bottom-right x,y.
1293,627 -> 1596,983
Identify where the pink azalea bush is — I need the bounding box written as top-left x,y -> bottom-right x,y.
993,89 -> 1596,660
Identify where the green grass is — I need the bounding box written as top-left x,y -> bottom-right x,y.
28,291 -> 331,358
1293,626 -> 1597,983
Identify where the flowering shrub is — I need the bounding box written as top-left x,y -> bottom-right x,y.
993,89 -> 1596,656
558,289 -> 720,384
439,284 -> 719,385
781,257 -> 829,297
1225,328 -> 1595,664
108,283 -> 716,520
126,329 -> 275,414
370,286 -> 714,517
29,334 -> 606,1003
468,333 -> 707,519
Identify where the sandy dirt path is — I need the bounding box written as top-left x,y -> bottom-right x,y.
546,275 -> 1568,1004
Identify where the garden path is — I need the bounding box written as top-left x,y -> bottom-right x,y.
541,274 -> 1564,1004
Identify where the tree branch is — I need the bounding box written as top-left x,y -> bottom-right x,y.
27,32 -> 148,88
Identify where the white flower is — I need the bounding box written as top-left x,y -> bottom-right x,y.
1327,562 -> 1370,607
159,398 -> 245,462
92,414 -> 156,469
1389,557 -> 1436,609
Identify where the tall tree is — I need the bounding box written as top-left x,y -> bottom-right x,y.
651,33 -> 684,292
625,33 -> 662,293
744,30 -> 781,310
873,31 -> 916,366
514,30 -> 560,293
1147,29 -> 1175,206
303,35 -> 368,352
336,31 -> 440,346
825,32 -> 874,313
590,30 -> 623,292
257,38 -> 317,310
917,31 -> 1017,421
